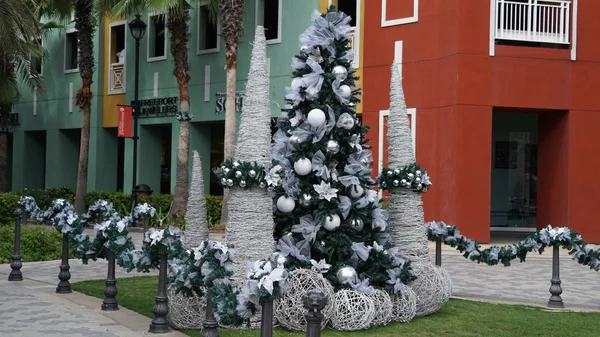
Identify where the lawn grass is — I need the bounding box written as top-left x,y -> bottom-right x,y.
73,276 -> 600,337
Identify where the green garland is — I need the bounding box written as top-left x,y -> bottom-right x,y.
214,159 -> 269,189
377,163 -> 431,192
425,221 -> 600,271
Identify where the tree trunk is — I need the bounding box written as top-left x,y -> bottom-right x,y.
221,66 -> 237,225
73,0 -> 96,214
167,4 -> 191,218
171,119 -> 189,217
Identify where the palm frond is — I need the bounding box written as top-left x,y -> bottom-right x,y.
206,0 -> 219,25
111,0 -> 149,18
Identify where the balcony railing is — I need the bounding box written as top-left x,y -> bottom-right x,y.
349,27 -> 359,69
109,62 -> 125,94
494,0 -> 571,44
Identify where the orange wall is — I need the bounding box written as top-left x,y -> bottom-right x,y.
363,0 -> 600,242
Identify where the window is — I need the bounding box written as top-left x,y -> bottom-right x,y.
111,24 -> 126,64
148,13 -> 167,61
109,22 -> 127,94
31,38 -> 43,77
197,0 -> 219,54
64,30 -> 78,72
338,0 -> 357,27
256,0 -> 282,43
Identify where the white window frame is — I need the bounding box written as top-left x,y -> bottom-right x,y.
197,0 -> 221,55
30,37 -> 43,78
335,0 -> 362,69
64,28 -> 79,74
147,12 -> 168,62
108,20 -> 127,95
255,0 -> 283,45
381,0 -> 418,27
378,108 -> 416,175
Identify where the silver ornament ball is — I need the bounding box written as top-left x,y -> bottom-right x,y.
289,135 -> 300,147
259,181 -> 267,188
407,173 -> 414,179
337,266 -> 358,285
393,169 -> 400,176
332,65 -> 348,81
350,218 -> 364,230
415,177 -> 421,183
235,171 -> 242,178
305,87 -> 320,100
386,171 -> 393,177
223,167 -> 230,175
220,178 -> 227,185
326,140 -> 340,154
417,183 -> 423,189
239,180 -> 247,188
226,179 -> 234,187
249,170 -> 257,178
401,179 -> 407,186
233,161 -> 240,168
416,170 -> 422,177
392,180 -> 400,187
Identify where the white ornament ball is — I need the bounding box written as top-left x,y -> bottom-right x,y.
349,185 -> 364,198
324,214 -> 341,231
277,196 -> 296,213
293,158 -> 312,176
336,266 -> 358,284
226,179 -> 233,187
307,108 -> 326,127
275,269 -> 335,331
220,178 -> 227,186
369,289 -> 393,326
331,290 -> 375,331
332,65 -> 348,81
339,85 -> 352,99
326,140 -> 340,154
291,77 -> 306,91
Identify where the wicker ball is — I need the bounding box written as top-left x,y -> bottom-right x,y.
436,265 -> 453,300
167,286 -> 206,329
391,287 -> 417,323
330,289 -> 375,331
407,261 -> 448,317
369,289 -> 393,326
275,269 -> 335,331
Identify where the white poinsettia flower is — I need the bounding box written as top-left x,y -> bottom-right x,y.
313,181 -> 338,201
149,229 -> 164,246
373,241 -> 384,252
116,220 -> 126,233
66,213 -> 77,225
310,259 -> 331,273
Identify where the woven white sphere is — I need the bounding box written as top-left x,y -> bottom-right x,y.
167,287 -> 206,329
307,108 -> 326,127
277,196 -> 296,213
339,85 -> 352,99
391,287 -> 417,323
275,269 -> 335,331
369,289 -> 393,326
408,261 -> 448,317
294,158 -> 312,176
436,265 -> 453,300
331,290 -> 375,331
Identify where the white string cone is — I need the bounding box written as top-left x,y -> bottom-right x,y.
225,26 -> 275,282
184,151 -> 209,248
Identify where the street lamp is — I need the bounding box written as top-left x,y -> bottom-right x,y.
128,14 -> 146,207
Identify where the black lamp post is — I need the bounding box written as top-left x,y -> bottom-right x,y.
128,14 -> 147,207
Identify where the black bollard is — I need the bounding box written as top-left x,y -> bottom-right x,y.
8,209 -> 23,281
143,217 -> 150,234
201,295 -> 219,337
260,299 -> 273,337
149,253 -> 170,333
304,289 -> 328,337
102,250 -> 119,311
435,238 -> 442,266
547,245 -> 564,308
56,233 -> 72,293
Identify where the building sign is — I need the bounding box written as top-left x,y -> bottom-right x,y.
138,97 -> 179,118
215,92 -> 245,114
117,105 -> 133,137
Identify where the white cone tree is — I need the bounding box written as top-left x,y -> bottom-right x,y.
222,26 -> 274,281
184,150 -> 209,248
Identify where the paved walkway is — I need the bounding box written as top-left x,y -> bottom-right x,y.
1,231 -> 599,336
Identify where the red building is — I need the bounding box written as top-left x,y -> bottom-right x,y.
362,0 -> 600,243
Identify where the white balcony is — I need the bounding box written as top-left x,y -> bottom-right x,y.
494,0 -> 572,44
109,62 -> 125,94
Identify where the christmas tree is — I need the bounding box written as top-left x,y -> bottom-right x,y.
184,150 -> 209,249
269,7 -> 413,293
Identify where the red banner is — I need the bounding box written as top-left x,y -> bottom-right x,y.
117,106 -> 133,137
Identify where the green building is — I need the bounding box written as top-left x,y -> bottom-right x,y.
7,0 -> 362,195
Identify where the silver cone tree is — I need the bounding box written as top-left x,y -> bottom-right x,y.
225,26 -> 274,281
387,63 -> 429,261
184,151 -> 209,248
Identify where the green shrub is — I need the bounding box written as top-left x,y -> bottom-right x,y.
0,192 -> 20,226
23,187 -> 74,210
140,194 -> 172,215
205,195 -> 223,227
0,225 -> 65,264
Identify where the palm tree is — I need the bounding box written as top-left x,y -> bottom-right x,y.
111,0 -> 204,218
0,0 -> 45,192
219,0 -> 244,224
